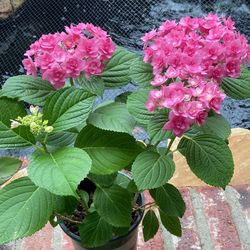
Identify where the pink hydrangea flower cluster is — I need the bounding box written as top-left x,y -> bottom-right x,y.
22,23 -> 116,88
143,14 -> 250,137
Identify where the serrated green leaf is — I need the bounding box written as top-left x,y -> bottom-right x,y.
101,47 -> 138,88
178,134 -> 234,188
115,91 -> 132,103
127,90 -> 155,125
53,195 -> 79,215
94,185 -> 132,227
148,109 -> 172,143
88,102 -> 136,134
199,114 -> 231,140
114,173 -> 131,189
159,210 -> 182,237
77,75 -> 104,96
43,87 -> 95,132
132,151 -> 175,190
79,212 -> 113,248
0,157 -> 22,185
150,184 -> 185,218
130,57 -> 153,87
88,173 -> 117,187
47,131 -> 77,147
0,177 -> 54,244
222,67 -> 250,99
28,147 -> 92,196
0,97 -> 35,149
75,125 -> 141,175
142,210 -> 159,241
2,75 -> 55,106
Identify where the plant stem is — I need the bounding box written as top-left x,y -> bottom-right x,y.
133,202 -> 156,212
41,142 -> 49,154
70,78 -> 74,86
55,213 -> 81,225
43,133 -> 49,144
154,140 -> 161,147
166,137 -> 176,154
77,189 -> 89,214
167,149 -> 178,156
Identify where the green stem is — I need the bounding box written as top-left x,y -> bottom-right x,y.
43,133 -> 49,144
167,149 -> 178,155
41,142 -> 49,154
70,78 -> 74,87
166,137 -> 176,155
154,140 -> 161,147
77,189 -> 89,214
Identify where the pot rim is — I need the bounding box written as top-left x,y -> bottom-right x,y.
59,192 -> 145,243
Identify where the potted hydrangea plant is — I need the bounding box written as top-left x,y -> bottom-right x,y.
0,15 -> 250,250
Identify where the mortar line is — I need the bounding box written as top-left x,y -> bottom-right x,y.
225,186 -> 250,250
189,188 -> 214,250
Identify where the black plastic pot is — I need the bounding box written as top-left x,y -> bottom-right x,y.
59,174 -> 144,250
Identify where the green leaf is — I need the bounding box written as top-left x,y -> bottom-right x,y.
199,114 -> 231,140
159,210 -> 182,237
43,87 -> 95,132
0,177 -> 54,244
2,75 -> 55,106
127,90 -> 154,125
142,210 -> 159,241
79,212 -> 113,248
178,134 -> 234,188
115,91 -> 132,103
53,195 -> 79,215
77,75 -> 105,96
75,125 -> 141,175
114,173 -> 131,189
148,109 -> 172,143
101,47 -> 138,88
222,67 -> 250,99
0,97 -> 35,149
130,57 -> 153,87
88,102 -> 136,134
28,147 -> 92,196
0,157 -> 22,185
150,184 -> 185,218
47,131 -> 77,148
88,173 -> 117,188
94,185 -> 132,227
113,226 -> 129,237
132,151 -> 175,190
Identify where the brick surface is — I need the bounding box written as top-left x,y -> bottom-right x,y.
174,188 -> 201,250
197,186 -> 241,250
21,223 -> 54,250
1,185 -> 250,250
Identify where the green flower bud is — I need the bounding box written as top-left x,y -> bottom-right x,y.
45,126 -> 54,133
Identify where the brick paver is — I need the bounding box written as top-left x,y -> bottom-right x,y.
1,184 -> 250,250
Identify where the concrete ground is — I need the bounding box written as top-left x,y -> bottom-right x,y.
1,129 -> 250,250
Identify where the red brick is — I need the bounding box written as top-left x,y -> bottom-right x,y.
21,223 -> 54,250
197,187 -> 241,250
174,188 -> 201,250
